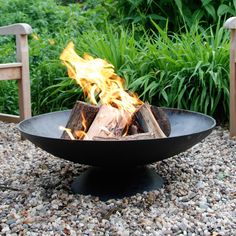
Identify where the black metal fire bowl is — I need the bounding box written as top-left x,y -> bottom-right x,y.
18,107 -> 215,200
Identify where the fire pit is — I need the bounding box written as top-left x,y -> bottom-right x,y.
17,42 -> 216,199
18,107 -> 215,200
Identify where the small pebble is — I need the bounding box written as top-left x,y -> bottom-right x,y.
0,124 -> 235,235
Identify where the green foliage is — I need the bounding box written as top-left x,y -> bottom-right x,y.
0,0 -> 232,121
112,0 -> 236,32
127,22 -> 230,118
0,81 -> 18,115
0,0 -> 109,33
43,22 -> 230,119
0,0 -> 110,115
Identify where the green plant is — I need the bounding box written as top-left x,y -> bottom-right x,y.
0,81 -> 18,115
128,21 -> 230,118
111,0 -> 236,32
43,22 -> 230,120
0,0 -> 111,115
0,0 -> 232,122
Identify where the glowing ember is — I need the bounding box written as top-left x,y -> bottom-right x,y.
58,43 -> 166,141
60,42 -> 142,114
74,112 -> 88,139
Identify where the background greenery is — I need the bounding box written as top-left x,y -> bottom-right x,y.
111,0 -> 236,32
0,0 -> 233,121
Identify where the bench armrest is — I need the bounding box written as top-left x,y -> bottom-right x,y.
224,17 -> 236,29
0,23 -> 32,35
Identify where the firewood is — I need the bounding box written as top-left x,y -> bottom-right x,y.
128,124 -> 139,135
93,132 -> 156,141
150,106 -> 171,137
61,101 -> 99,139
84,105 -> 132,140
128,120 -> 144,135
134,103 -> 166,138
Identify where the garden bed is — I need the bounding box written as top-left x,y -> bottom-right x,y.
0,121 -> 235,235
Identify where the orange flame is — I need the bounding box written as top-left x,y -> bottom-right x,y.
60,42 -> 142,114
74,112 -> 88,139
59,126 -> 75,140
60,113 -> 89,140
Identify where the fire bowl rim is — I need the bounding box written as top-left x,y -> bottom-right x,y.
18,107 -> 216,142
17,107 -> 216,166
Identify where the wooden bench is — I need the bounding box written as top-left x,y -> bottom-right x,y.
0,23 -> 32,123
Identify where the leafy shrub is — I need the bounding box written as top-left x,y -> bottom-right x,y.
128,22 -> 230,118
0,0 -> 231,121
43,22 -> 230,119
0,0 -> 110,115
0,0 -> 108,34
0,81 -> 18,115
112,0 -> 236,32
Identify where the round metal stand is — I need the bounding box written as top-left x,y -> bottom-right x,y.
71,166 -> 164,201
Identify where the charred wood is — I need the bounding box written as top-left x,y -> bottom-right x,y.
134,103 -> 166,138
61,101 -> 99,139
150,106 -> 171,137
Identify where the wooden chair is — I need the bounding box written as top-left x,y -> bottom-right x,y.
224,17 -> 236,137
0,23 -> 32,123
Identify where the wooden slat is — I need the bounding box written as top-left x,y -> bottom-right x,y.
231,61 -> 236,136
0,113 -> 20,123
0,66 -> 21,80
224,17 -> 236,29
230,30 -> 236,137
0,23 -> 32,35
224,18 -> 236,137
0,63 -> 22,69
16,34 -> 31,120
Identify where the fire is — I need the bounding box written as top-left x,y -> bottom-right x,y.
59,112 -> 88,140
74,112 -> 88,139
59,126 -> 75,140
60,42 -> 142,114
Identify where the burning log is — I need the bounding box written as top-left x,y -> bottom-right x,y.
128,105 -> 171,137
61,101 -> 99,139
59,43 -> 170,141
128,122 -> 142,135
84,105 -> 132,140
59,42 -> 170,140
150,106 -> 171,137
134,103 -> 167,138
62,101 -> 170,140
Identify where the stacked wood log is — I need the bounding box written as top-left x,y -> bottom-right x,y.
61,101 -> 171,140
61,101 -> 99,139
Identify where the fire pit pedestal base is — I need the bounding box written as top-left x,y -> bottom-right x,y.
71,166 -> 163,201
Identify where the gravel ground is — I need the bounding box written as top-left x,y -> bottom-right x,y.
0,122 -> 235,236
